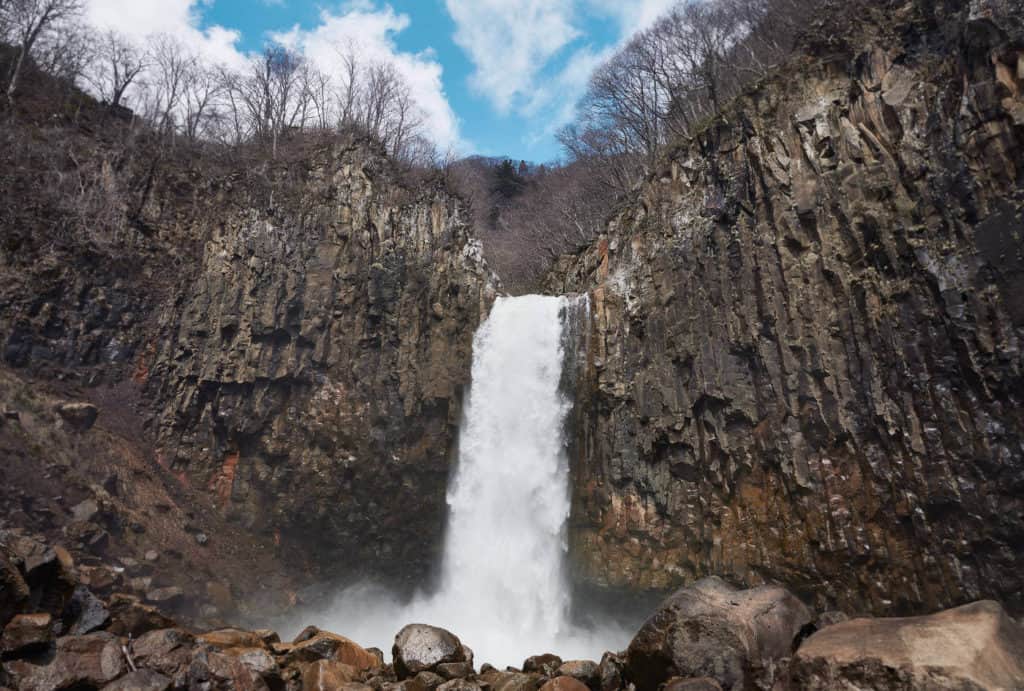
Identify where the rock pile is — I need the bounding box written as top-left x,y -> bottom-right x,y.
3,532 -> 1023,690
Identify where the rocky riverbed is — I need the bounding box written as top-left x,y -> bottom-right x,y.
3,530 -> 1023,691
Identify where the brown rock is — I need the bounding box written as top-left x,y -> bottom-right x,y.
555,660 -> 598,687
413,670 -> 447,689
199,628 -> 266,650
106,593 -> 176,637
626,577 -> 811,690
1,613 -> 53,656
484,671 -> 543,691
437,680 -> 481,691
538,677 -> 590,691
393,624 -> 467,679
5,631 -> 126,690
102,669 -> 173,691
288,629 -> 380,671
596,652 -> 623,691
435,661 -> 475,679
523,654 -> 562,677
131,628 -> 196,682
788,600 -> 1024,690
303,659 -> 360,690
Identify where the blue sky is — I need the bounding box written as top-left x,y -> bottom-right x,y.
84,0 -> 678,162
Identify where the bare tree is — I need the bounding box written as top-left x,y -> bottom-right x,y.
87,30 -> 147,109
4,0 -> 83,102
182,62 -> 220,141
144,34 -> 194,136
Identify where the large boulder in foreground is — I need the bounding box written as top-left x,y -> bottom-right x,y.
626,576 -> 811,690
393,624 -> 469,679
788,600 -> 1024,690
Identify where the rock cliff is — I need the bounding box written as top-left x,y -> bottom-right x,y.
548,0 -> 1024,616
0,130 -> 497,592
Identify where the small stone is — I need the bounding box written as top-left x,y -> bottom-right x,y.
144,550 -> 160,562
195,533 -> 209,546
436,661 -> 475,679
71,499 -> 100,523
555,660 -> 598,686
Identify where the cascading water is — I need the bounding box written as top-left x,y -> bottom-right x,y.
296,294 -> 628,667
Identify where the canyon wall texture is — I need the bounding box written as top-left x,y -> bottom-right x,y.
147,143 -> 497,588
0,135 -> 496,590
549,0 -> 1024,616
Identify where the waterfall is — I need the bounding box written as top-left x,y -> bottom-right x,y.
429,294 -> 579,661
301,294 -> 627,668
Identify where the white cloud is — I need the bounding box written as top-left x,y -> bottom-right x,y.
82,0 -> 465,152
443,0 -> 680,152
585,0 -> 680,37
444,0 -> 580,114
269,4 -> 465,153
83,0 -> 247,69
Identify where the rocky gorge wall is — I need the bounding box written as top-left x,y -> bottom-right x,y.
0,132 -> 497,593
549,0 -> 1024,616
146,142 -> 498,589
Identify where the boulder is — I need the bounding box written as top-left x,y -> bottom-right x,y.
5,631 -> 126,690
555,660 -> 598,687
288,629 -> 380,671
303,660 -> 359,690
596,652 -> 624,691
538,677 -> 590,691
788,600 -> 1024,690
393,624 -> 467,679
523,654 -> 563,677
625,576 -> 812,690
102,669 -> 173,691
1,613 -> 53,656
188,648 -> 271,691
55,402 -> 99,431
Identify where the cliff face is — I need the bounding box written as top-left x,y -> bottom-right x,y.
147,143 -> 496,588
549,0 -> 1024,615
0,132 -> 496,592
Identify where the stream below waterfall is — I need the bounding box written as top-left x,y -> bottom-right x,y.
289,294 -> 630,667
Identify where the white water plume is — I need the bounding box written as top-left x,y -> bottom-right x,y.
288,294 -> 629,668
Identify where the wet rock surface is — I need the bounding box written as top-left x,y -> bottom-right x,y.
547,0 -> 1024,617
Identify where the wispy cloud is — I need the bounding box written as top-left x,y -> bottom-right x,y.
444,0 -> 580,115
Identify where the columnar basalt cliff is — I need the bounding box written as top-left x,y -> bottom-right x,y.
0,130 -> 497,593
147,143 -> 497,587
548,0 -> 1024,616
